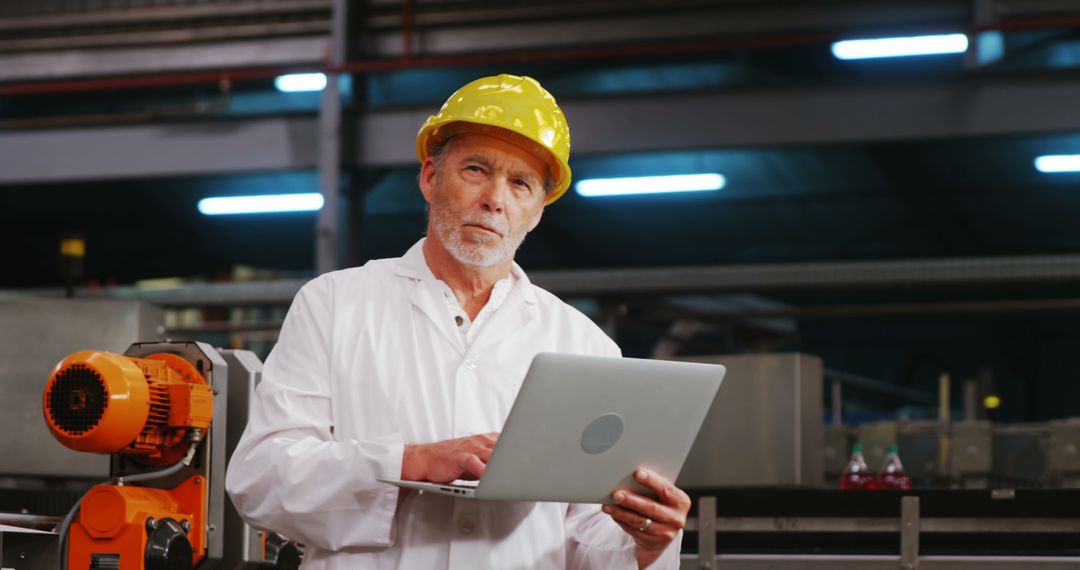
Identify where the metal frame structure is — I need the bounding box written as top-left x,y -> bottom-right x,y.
13,250 -> 1080,302
2,0 -> 1076,76
0,36 -> 327,82
218,349 -> 269,568
682,495 -> 1080,569
0,514 -> 59,568
3,1 -> 1080,273
316,0 -> 351,274
123,341 -> 230,563
7,71 -> 1080,185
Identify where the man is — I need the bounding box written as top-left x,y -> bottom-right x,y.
226,74 -> 691,569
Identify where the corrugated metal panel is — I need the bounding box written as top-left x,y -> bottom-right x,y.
0,0 -> 265,19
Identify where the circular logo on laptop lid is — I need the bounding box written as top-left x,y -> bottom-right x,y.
581,413 -> 624,454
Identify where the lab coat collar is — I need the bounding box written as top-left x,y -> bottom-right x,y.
393,238 -> 539,306
394,239 -> 541,356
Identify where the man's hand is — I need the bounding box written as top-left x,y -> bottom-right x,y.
401,433 -> 499,483
602,468 -> 691,569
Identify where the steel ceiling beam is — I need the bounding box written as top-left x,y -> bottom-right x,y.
3,0 -> 1077,82
366,1 -> 969,58
644,298 -> 1080,321
0,0 -> 329,32
0,36 -> 326,82
531,254 -> 1080,296
4,71 -> 1080,184
10,253 -> 1080,306
0,117 -> 319,185
0,21 -> 327,53
0,0 -> 966,63
360,72 -> 1080,164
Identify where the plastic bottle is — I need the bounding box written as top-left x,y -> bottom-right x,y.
875,444 -> 912,490
839,443 -> 872,490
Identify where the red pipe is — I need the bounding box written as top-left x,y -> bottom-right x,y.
1,16 -> 1078,97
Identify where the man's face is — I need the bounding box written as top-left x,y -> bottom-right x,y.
420,132 -> 548,268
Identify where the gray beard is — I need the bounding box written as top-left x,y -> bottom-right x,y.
429,204 -> 527,269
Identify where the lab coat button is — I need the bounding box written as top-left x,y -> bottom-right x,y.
457,519 -> 475,535
463,358 -> 477,370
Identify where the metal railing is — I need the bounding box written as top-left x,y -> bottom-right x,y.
681,495 -> 1080,569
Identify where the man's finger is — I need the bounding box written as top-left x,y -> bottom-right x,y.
612,490 -> 684,529
467,433 -> 498,454
635,469 -> 692,512
608,511 -> 679,546
474,445 -> 495,462
603,504 -> 652,530
635,469 -> 680,505
470,432 -> 498,448
462,453 -> 486,478
605,501 -> 674,530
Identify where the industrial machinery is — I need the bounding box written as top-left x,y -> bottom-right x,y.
43,344 -> 213,568
36,339 -> 289,570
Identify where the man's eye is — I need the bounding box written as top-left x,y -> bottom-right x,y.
465,165 -> 483,173
512,179 -> 531,191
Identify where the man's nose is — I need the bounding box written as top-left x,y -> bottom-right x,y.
480,179 -> 507,212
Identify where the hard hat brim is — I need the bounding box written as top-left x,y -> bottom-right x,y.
417,118 -> 571,205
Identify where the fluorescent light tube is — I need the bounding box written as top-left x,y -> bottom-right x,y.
831,33 -> 969,60
1034,154 -> 1080,173
274,73 -> 328,93
575,174 -> 725,197
198,193 -> 324,215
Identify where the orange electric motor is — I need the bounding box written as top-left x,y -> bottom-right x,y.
44,350 -> 212,464
42,350 -> 214,569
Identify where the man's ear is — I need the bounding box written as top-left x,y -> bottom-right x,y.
419,157 -> 438,203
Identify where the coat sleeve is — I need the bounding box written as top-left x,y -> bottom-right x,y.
564,503 -> 682,569
225,277 -> 403,551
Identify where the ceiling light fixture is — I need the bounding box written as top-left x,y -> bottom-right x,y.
274,73 -> 328,93
198,193 -> 324,215
575,173 -> 725,197
1034,154 -> 1080,173
831,33 -> 969,60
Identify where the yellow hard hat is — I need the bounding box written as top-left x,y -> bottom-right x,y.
416,74 -> 572,205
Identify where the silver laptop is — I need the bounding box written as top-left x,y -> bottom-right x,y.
380,352 -> 726,503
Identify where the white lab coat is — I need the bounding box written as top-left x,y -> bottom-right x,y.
226,239 -> 681,569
